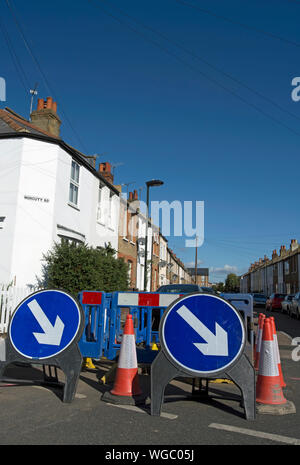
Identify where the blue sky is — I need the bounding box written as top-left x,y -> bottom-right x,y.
1,0 -> 300,283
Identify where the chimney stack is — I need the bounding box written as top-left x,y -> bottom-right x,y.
99,162 -> 114,184
30,97 -> 61,137
272,249 -> 278,259
290,239 -> 298,251
280,245 -> 286,256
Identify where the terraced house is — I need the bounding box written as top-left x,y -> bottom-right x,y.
240,239 -> 300,295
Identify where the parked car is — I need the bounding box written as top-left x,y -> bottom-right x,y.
281,294 -> 295,314
156,284 -> 204,294
199,286 -> 217,295
290,292 -> 300,319
251,293 -> 267,307
265,293 -> 286,311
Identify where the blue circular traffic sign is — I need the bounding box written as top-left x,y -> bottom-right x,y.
9,289 -> 83,360
160,293 -> 245,375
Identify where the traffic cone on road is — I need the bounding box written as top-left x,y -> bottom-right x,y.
152,342 -> 159,351
254,314 -> 265,370
256,318 -> 287,405
102,314 -> 145,405
269,317 -> 286,388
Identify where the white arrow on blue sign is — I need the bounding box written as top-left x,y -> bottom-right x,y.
9,290 -> 82,360
161,293 -> 245,375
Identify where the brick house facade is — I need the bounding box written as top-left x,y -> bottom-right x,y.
240,239 -> 300,295
117,190 -> 139,290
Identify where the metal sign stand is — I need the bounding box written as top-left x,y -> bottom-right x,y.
151,350 -> 255,420
0,338 -> 83,403
150,293 -> 256,420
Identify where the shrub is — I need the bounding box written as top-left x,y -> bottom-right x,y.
38,242 -> 129,296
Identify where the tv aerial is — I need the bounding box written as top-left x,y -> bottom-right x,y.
29,82 -> 38,116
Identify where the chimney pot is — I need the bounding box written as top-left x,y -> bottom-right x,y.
99,162 -> 111,173
99,162 -> 114,184
37,98 -> 44,111
46,97 -> 53,109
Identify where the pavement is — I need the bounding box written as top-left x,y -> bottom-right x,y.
0,306 -> 300,447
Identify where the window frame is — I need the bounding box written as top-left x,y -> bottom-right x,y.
69,160 -> 80,207
59,235 -> 84,247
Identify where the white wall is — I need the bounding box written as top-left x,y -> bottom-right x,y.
0,138 -> 23,284
278,261 -> 284,293
240,275 -> 247,293
159,236 -> 167,286
266,265 -> 273,296
11,138 -> 58,286
179,265 -> 185,283
136,215 -> 146,291
135,214 -> 152,291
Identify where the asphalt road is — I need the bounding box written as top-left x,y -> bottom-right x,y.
0,305 -> 299,448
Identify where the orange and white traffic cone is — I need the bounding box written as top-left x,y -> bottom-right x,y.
269,317 -> 286,388
256,318 -> 287,406
102,314 -> 145,405
254,314 -> 265,370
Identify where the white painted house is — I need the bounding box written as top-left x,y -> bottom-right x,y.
0,100 -> 120,287
159,233 -> 168,287
136,213 -> 153,292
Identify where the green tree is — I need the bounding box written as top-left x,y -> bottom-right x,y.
212,282 -> 225,293
224,273 -> 240,293
38,242 -> 129,296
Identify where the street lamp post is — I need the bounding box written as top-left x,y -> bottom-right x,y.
143,179 -> 164,292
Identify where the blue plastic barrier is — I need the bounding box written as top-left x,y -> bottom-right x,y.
221,293 -> 254,362
105,291 -> 182,360
78,290 -> 183,361
78,291 -> 111,359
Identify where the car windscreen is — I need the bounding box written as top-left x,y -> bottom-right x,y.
274,294 -> 286,298
157,285 -> 200,293
200,287 -> 215,294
